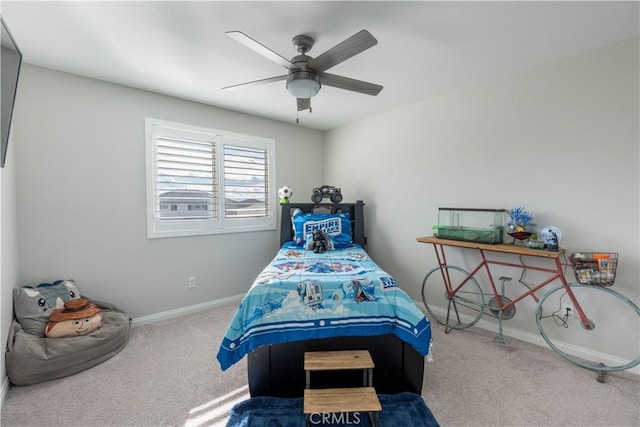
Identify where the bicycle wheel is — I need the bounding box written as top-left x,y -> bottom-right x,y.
536,284 -> 640,372
422,265 -> 485,330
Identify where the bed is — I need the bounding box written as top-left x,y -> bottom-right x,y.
217,201 -> 431,397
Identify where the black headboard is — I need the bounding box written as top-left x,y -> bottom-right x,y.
280,201 -> 366,248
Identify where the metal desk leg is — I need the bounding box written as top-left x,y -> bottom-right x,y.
368,411 -> 380,427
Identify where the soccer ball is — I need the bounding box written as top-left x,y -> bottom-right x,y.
278,186 -> 293,204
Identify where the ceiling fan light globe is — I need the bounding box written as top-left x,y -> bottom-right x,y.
286,71 -> 321,98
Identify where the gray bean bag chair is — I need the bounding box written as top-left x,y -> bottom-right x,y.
6,299 -> 131,386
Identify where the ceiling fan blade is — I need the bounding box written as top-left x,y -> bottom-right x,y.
297,98 -> 311,111
222,75 -> 287,91
307,30 -> 378,73
320,73 -> 383,96
226,31 -> 299,70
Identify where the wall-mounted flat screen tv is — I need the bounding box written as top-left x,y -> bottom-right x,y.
1,16 -> 22,168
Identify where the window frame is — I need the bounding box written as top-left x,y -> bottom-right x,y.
145,118 -> 276,239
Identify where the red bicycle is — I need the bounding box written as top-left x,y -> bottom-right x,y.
418,236 -> 639,378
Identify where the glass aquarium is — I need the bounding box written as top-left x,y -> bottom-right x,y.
437,208 -> 505,244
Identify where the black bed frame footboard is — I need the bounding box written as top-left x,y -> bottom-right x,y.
247,335 -> 425,397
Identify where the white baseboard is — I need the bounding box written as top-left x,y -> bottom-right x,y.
131,294 -> 244,327
415,300 -> 640,376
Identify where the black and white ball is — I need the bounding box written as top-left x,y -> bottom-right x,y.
278,186 -> 293,200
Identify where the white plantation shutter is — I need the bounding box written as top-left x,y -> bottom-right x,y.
145,118 -> 275,238
155,135 -> 217,221
223,144 -> 269,219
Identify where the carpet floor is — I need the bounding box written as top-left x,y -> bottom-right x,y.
1,302 -> 639,426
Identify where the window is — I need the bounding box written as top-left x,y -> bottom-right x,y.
145,118 -> 276,238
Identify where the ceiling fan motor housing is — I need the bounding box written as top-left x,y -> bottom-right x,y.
286,54 -> 321,98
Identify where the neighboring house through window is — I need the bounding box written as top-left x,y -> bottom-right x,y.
145,118 -> 276,238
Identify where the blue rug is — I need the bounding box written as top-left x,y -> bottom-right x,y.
227,392 -> 440,427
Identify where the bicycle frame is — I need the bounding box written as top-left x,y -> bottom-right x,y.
419,236 -> 592,330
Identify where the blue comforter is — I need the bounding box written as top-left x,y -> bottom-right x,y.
217,244 -> 431,370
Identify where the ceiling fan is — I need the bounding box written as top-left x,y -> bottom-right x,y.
223,30 -> 383,115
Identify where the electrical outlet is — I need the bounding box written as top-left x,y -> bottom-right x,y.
188,276 -> 196,288
562,304 -> 574,319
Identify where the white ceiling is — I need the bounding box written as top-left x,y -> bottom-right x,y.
2,1 -> 638,131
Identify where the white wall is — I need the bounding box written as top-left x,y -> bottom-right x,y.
11,65 -> 324,318
325,38 -> 639,358
0,131 -> 19,397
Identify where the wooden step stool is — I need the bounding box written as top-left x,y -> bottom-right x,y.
303,350 -> 381,427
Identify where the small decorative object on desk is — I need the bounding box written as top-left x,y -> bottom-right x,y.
278,186 -> 293,204
526,234 -> 545,249
506,207 -> 536,244
570,252 -> 618,286
540,225 -> 562,251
